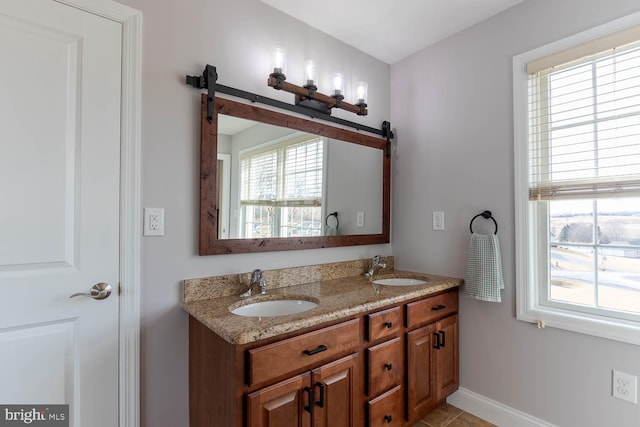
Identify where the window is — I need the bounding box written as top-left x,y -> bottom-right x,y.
239,136 -> 325,238
514,17 -> 640,344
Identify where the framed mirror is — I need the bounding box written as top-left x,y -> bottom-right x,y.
199,95 -> 390,255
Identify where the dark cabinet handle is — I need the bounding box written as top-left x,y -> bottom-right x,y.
431,304 -> 446,311
314,382 -> 325,408
303,386 -> 313,413
433,332 -> 441,349
384,415 -> 392,423
439,330 -> 445,348
303,344 -> 328,356
384,321 -> 393,328
384,363 -> 393,371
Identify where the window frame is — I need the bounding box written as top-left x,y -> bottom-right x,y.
513,12 -> 640,345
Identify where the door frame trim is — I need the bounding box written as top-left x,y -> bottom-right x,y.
54,1 -> 143,426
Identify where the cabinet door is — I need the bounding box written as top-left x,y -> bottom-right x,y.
311,353 -> 359,427
435,314 -> 459,399
406,324 -> 437,422
247,372 -> 312,427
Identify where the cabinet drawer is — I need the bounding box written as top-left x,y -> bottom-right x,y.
248,319 -> 360,386
367,306 -> 401,342
406,291 -> 458,329
368,385 -> 403,427
367,337 -> 403,397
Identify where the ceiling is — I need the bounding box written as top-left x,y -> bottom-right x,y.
261,0 -> 525,64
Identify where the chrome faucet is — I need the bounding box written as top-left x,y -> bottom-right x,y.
240,269 -> 267,298
365,255 -> 387,278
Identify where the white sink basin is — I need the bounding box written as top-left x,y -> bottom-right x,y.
372,278 -> 428,286
231,299 -> 318,317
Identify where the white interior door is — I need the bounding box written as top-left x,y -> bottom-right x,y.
0,1 -> 122,425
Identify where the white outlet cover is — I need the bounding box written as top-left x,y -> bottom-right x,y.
144,207 -> 165,236
613,370 -> 638,404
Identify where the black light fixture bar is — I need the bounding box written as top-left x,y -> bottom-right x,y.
185,65 -> 390,139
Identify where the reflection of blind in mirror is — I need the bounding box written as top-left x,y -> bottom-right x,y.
284,141 -> 323,199
240,137 -> 324,238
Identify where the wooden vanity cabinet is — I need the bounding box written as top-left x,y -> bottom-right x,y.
189,288 -> 459,427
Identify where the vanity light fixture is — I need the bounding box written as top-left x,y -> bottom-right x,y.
185,64 -> 392,154
267,47 -> 368,116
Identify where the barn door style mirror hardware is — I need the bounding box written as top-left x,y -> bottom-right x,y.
185,64 -> 394,154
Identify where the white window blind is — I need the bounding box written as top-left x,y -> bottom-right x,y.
239,136 -> 324,238
528,40 -> 640,200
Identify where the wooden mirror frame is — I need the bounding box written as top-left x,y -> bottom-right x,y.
199,95 -> 391,255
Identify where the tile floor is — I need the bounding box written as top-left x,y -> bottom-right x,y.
412,403 -> 496,427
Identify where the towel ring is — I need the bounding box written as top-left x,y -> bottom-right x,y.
469,210 -> 498,235
325,211 -> 339,228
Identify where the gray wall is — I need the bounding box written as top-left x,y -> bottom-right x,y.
391,1 -> 640,426
118,0 -> 391,425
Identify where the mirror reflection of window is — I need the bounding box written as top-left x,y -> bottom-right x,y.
216,111 -> 384,242
239,136 -> 326,238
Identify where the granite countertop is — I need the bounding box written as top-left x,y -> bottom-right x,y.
183,270 -> 462,345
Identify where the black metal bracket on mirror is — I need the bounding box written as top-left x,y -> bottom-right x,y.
186,64 -> 218,123
382,121 -> 393,158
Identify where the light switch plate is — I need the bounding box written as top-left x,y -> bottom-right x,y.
433,211 -> 444,231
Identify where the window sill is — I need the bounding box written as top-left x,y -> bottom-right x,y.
517,304 -> 640,345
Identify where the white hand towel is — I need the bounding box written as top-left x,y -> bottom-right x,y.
465,233 -> 505,302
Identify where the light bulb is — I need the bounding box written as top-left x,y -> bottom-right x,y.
304,60 -> 316,87
332,72 -> 344,97
271,46 -> 286,76
356,81 -> 368,105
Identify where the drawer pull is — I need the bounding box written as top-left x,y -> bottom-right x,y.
384,363 -> 393,371
431,304 -> 446,311
384,415 -> 393,423
384,321 -> 393,328
314,382 -> 325,408
303,386 -> 313,413
303,344 -> 328,356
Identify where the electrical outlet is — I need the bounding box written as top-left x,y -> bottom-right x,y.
356,211 -> 365,227
144,207 -> 165,236
433,211 -> 444,231
612,370 -> 638,404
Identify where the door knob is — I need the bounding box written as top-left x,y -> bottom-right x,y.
69,282 -> 112,300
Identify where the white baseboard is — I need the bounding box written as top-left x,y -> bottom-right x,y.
446,388 -> 558,427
